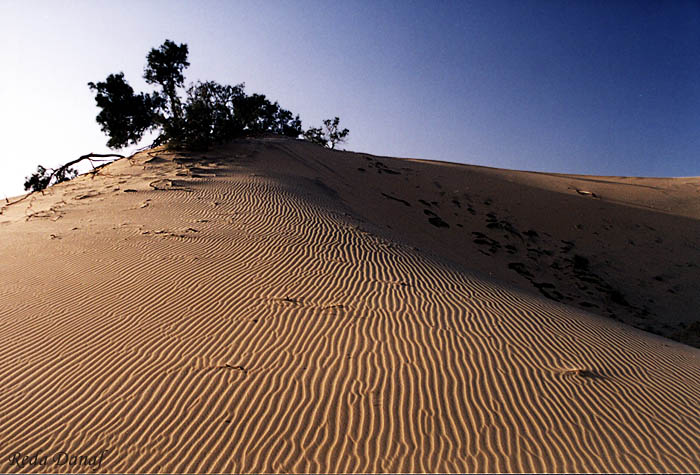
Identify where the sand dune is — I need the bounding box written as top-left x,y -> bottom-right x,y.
0,137 -> 699,472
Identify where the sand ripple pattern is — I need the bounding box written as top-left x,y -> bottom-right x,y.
0,143 -> 699,473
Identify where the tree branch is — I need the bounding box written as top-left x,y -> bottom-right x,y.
3,153 -> 126,214
58,153 -> 125,170
44,153 -> 125,185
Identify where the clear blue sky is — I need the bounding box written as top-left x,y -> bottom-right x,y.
1,0 -> 699,198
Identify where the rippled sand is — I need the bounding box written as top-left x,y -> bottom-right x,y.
0,137 -> 698,472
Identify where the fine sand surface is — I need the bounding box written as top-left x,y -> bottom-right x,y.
0,136 -> 699,473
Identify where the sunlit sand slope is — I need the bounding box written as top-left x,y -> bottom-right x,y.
0,137 -> 698,473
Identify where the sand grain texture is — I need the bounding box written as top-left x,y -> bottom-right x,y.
0,137 -> 699,473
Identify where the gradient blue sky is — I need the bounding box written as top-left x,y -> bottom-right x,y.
2,0 -> 699,198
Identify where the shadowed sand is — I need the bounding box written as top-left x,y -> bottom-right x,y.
0,136 -> 699,472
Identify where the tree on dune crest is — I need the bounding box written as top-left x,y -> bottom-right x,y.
304,117 -> 350,150
323,116 -> 350,149
20,39 -> 348,194
88,39 -> 307,151
87,73 -> 162,149
143,39 -> 189,122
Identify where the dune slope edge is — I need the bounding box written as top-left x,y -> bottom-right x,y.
0,137 -> 698,473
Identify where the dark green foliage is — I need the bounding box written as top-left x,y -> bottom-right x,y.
24,165 -> 78,192
53,166 -> 79,184
24,165 -> 52,192
87,39 -> 342,152
144,40 -> 189,89
304,117 -> 349,149
324,117 -> 349,149
176,81 -> 245,150
144,40 -> 189,119
234,93 -> 302,137
275,108 -> 304,137
88,73 -> 161,149
303,126 -> 328,147
169,82 -> 303,150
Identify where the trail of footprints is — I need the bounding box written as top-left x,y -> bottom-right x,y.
1,142 -> 699,473
377,179 -> 670,339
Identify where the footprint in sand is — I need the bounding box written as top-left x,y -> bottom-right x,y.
221,364 -> 247,374
424,209 -> 449,228
270,296 -> 301,306
561,367 -> 604,380
74,191 -> 100,200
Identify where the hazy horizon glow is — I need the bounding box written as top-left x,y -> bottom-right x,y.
1,0 -> 699,198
